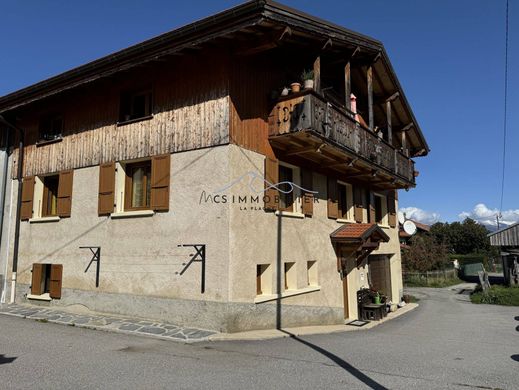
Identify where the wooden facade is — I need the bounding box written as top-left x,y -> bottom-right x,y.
12,52 -> 229,178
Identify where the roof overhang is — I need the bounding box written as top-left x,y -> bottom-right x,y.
331,223 -> 390,267
0,0 -> 429,155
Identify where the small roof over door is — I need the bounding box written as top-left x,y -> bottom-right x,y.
330,223 -> 390,267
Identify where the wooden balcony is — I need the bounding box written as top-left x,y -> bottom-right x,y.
268,90 -> 416,189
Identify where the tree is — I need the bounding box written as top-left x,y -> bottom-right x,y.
430,218 -> 496,256
402,233 -> 449,272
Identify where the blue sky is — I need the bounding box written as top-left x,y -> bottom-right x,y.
0,0 -> 517,226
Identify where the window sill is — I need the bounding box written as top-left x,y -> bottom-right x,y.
337,218 -> 356,224
275,210 -> 305,219
116,115 -> 153,127
254,285 -> 321,304
36,137 -> 63,147
110,210 -> 155,219
29,216 -> 60,223
378,224 -> 391,229
27,293 -> 51,301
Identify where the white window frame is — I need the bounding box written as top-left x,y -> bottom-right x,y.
110,159 -> 155,219
336,180 -> 354,223
374,192 -> 389,227
275,161 -> 304,218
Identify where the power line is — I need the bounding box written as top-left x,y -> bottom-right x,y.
499,0 -> 510,215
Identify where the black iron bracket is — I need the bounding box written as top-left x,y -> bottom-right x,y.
176,244 -> 206,293
80,246 -> 101,288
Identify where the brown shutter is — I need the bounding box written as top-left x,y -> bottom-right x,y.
264,157 -> 279,211
301,169 -> 313,216
353,186 -> 363,223
49,264 -> 63,299
20,176 -> 35,220
57,170 -> 73,217
388,191 -> 397,228
98,162 -> 115,215
327,178 -> 338,219
368,191 -> 376,223
31,263 -> 43,295
151,154 -> 171,211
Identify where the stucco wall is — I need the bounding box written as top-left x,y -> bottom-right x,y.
13,146 -> 231,304
226,145 -> 403,326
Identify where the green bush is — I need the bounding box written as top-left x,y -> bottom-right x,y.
471,285 -> 519,306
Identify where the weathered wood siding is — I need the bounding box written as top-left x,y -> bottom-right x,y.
489,224 -> 519,247
13,51 -> 230,178
229,55 -> 284,159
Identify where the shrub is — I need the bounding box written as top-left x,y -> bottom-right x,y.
471,285 -> 519,306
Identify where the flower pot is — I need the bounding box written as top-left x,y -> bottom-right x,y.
304,79 -> 314,90
374,295 -> 381,305
290,82 -> 301,93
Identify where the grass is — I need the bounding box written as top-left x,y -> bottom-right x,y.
471,285 -> 519,306
404,277 -> 463,288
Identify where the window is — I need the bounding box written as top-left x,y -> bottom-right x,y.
256,264 -> 272,296
39,115 -> 63,141
30,263 -> 63,299
23,170 -> 73,220
284,262 -> 296,290
307,261 -> 318,287
337,182 -> 353,220
278,165 -> 294,211
101,155 -> 170,216
42,175 -> 59,217
374,193 -> 388,225
125,161 -> 152,210
119,87 -> 153,122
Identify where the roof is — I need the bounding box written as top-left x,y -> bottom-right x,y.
488,222 -> 519,247
0,0 -> 428,154
330,223 -> 390,243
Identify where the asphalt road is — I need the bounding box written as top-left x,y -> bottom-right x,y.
1,287 -> 518,390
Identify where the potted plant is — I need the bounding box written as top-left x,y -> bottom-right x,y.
290,82 -> 301,93
301,69 -> 314,90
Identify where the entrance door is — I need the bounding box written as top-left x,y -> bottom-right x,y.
369,255 -> 391,296
340,248 -> 352,320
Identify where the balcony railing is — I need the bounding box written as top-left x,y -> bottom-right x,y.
268,91 -> 415,185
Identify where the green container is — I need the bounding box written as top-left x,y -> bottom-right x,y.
374,295 -> 381,304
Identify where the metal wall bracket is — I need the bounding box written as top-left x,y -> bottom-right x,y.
176,244 -> 206,293
80,246 -> 101,288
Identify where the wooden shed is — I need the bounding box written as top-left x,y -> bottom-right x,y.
488,223 -> 519,286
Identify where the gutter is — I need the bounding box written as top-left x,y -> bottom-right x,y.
0,130 -> 9,302
0,116 -> 25,304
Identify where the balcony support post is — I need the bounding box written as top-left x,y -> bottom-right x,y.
367,65 -> 374,130
313,56 -> 321,94
386,100 -> 392,145
344,61 -> 351,111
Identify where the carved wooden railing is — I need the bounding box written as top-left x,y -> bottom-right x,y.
269,91 -> 415,184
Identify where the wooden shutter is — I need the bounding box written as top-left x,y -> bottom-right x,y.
353,186 -> 363,223
98,162 -> 115,215
264,157 -> 279,211
49,264 -> 63,299
301,169 -> 313,216
368,191 -> 376,223
387,191 -> 397,228
151,154 -> 171,211
31,263 -> 43,295
327,178 -> 338,219
20,176 -> 35,221
57,170 -> 73,217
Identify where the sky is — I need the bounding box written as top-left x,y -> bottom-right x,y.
0,0 -> 517,228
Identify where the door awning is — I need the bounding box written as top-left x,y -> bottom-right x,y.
331,223 -> 390,267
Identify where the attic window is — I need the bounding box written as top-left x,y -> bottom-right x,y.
39,115 -> 63,142
119,87 -> 153,123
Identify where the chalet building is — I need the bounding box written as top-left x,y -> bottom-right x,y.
0,1 -> 428,332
